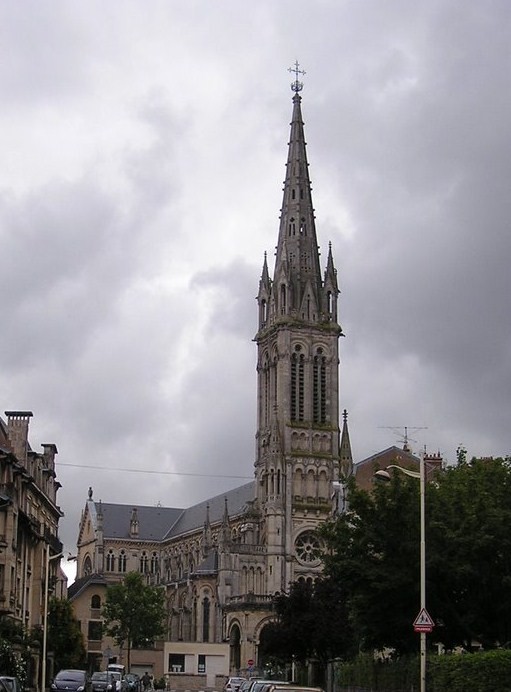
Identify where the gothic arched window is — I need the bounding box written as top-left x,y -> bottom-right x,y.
140,552 -> 148,574
83,555 -> 92,576
291,346 -> 305,422
91,594 -> 101,609
106,550 -> 115,572
313,348 -> 327,424
202,597 -> 210,642
119,550 -> 127,573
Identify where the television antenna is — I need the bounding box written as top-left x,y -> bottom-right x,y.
378,426 -> 428,452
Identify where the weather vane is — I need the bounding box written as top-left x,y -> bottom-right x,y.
288,60 -> 306,92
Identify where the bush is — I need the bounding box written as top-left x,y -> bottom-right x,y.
429,650 -> 511,692
336,650 -> 511,692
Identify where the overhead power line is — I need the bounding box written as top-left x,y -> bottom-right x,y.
58,462 -> 252,480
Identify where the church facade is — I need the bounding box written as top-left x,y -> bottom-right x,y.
70,81 -> 352,675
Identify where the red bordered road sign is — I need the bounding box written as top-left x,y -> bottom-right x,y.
413,607 -> 435,633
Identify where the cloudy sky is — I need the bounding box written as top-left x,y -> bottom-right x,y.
1,1 -> 510,577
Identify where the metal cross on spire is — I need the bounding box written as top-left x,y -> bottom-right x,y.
288,60 -> 306,92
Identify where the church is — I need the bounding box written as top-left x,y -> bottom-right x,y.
69,74 -> 353,677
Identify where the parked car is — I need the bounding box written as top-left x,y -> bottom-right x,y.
238,681 -> 254,692
266,687 -> 323,692
0,677 -> 21,692
51,670 -> 91,692
91,672 -> 114,692
124,674 -> 140,692
223,678 -> 245,692
249,681 -> 289,692
106,673 -> 126,692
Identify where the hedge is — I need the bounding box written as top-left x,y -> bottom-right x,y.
336,650 -> 511,692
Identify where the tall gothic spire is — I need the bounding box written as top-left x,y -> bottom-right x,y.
256,69 -> 340,334
272,88 -> 323,323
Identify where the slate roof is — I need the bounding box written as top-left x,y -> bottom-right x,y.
355,445 -> 419,468
68,572 -> 107,601
94,480 -> 255,543
165,481 -> 255,539
97,503 -> 183,541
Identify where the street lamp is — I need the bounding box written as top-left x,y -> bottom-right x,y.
42,549 -> 63,692
374,453 -> 431,692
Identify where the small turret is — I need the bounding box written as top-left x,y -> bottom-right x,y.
202,504 -> 212,557
219,498 -> 231,549
130,507 -> 139,538
339,409 -> 353,480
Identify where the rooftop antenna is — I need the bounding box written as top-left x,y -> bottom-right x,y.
288,60 -> 306,92
378,426 -> 428,452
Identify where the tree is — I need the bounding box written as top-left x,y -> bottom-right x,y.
320,473 -> 421,654
260,577 -> 355,668
320,456 -> 511,656
47,597 -> 87,671
102,572 -> 166,670
428,456 -> 511,650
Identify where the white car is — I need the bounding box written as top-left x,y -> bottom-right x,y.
223,678 -> 245,692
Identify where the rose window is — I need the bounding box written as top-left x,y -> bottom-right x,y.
295,531 -> 322,565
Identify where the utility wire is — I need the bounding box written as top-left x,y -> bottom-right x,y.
58,462 -> 252,480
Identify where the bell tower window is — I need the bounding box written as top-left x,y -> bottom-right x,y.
280,284 -> 287,315
291,346 -> 305,422
313,348 -> 327,424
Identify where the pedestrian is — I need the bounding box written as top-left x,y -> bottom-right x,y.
141,673 -> 151,692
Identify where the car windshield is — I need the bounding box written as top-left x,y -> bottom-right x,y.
0,679 -> 17,692
92,674 -> 107,681
56,673 -> 85,682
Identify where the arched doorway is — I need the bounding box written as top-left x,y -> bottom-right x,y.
229,624 -> 241,673
257,623 -> 285,676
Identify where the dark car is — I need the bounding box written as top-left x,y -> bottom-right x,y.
0,678 -> 21,692
51,670 -> 90,692
91,673 -> 115,692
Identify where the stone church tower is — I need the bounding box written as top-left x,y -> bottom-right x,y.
70,76 -> 350,676
254,76 -> 343,593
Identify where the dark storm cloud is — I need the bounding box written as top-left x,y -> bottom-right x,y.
0,0 -> 510,576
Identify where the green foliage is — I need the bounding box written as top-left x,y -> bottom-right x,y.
321,457 -> 511,656
336,653 -> 418,691
428,457 -> 511,650
47,597 -> 87,671
0,639 -> 29,689
259,577 -> 355,667
0,617 -> 25,644
153,677 -> 166,689
102,572 -> 166,670
337,650 -> 511,691
429,650 -> 511,691
320,473 -> 421,654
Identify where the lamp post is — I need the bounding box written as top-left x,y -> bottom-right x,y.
42,549 -> 63,692
374,453 -> 429,692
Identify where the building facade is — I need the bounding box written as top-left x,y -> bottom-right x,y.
70,83 -> 351,676
0,409 -> 64,671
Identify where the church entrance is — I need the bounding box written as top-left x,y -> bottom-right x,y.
257,624 -> 286,678
229,624 -> 241,673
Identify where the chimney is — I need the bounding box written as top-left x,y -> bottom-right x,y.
424,451 -> 443,479
5,411 -> 33,463
42,443 -> 58,470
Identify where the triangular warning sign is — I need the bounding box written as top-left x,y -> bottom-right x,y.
414,607 -> 434,628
